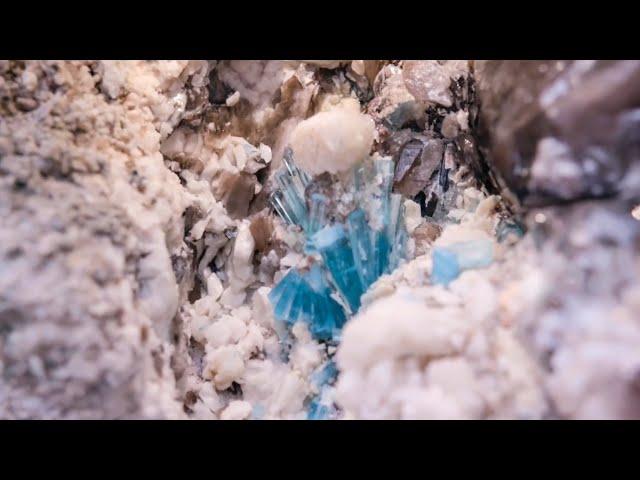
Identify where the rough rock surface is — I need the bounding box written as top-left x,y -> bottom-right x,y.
475,60 -> 640,207
0,60 -> 200,418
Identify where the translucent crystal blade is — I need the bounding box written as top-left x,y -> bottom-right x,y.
305,193 -> 328,240
270,270 -> 303,321
387,195 -> 407,271
373,229 -> 391,278
386,193 -> 403,241
346,209 -> 378,289
270,191 -> 296,226
312,224 -> 364,313
283,148 -> 311,192
311,361 -> 338,390
307,397 -> 333,420
375,157 -> 395,221
275,169 -> 308,228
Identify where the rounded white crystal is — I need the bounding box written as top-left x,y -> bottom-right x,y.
288,107 -> 375,175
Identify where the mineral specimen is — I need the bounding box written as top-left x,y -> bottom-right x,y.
431,239 -> 494,286
402,60 -> 469,108
268,154 -> 409,337
268,265 -> 346,341
288,102 -> 375,176
4,59 -> 640,421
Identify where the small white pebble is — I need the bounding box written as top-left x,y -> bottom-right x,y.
289,108 -> 374,175
226,91 -> 240,107
21,70 -> 38,91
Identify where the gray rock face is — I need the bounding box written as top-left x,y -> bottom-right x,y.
0,178 -> 161,418
0,60 -> 207,419
475,60 -> 640,207
516,199 -> 640,419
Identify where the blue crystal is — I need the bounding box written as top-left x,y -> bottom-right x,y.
269,150 -> 311,230
306,390 -> 338,420
269,269 -> 303,321
312,224 -> 364,313
268,265 -> 346,341
269,155 -> 409,343
251,404 -> 265,420
311,361 -> 338,390
431,248 -> 461,286
386,193 -> 407,271
306,193 -> 328,235
431,239 -> 494,286
346,209 -> 379,289
496,219 -> 525,242
307,397 -> 332,420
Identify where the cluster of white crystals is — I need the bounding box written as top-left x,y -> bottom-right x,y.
336,193 -> 547,419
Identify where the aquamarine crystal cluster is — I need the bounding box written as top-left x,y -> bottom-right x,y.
268,153 -> 409,419
268,154 -> 408,343
268,264 -> 346,341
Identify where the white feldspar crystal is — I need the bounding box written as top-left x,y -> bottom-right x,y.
218,60 -> 294,107
220,400 -> 252,420
336,280 -> 546,419
403,199 -> 423,234
402,60 -> 468,108
204,345 -> 246,390
226,91 -> 240,107
288,107 -> 375,175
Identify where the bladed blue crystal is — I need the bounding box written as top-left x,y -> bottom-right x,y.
268,154 -> 412,419
307,396 -> 334,420
311,361 -> 338,390
312,224 -> 364,313
269,155 -> 409,341
269,265 -> 346,341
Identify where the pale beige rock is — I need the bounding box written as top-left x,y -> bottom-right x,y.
289,108 -> 375,175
